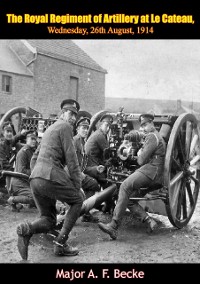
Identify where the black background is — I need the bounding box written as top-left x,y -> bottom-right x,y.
0,0 -> 199,39
1,263 -> 199,282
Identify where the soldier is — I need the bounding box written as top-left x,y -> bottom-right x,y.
7,132 -> 37,211
0,122 -> 27,190
74,115 -> 100,222
84,114 -> 115,213
98,113 -> 166,240
84,114 -> 113,184
16,99 -> 84,260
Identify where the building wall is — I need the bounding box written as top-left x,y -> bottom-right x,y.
0,41 -> 106,118
32,54 -> 105,117
0,71 -> 34,115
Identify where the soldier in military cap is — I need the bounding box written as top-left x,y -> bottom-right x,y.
100,113 -> 114,125
74,116 -> 91,171
139,113 -> 154,129
84,113 -> 114,214
7,132 -> 37,211
16,99 -> 84,260
84,113 -> 113,181
30,99 -> 80,171
98,112 -> 166,240
0,122 -> 29,190
74,114 -> 100,223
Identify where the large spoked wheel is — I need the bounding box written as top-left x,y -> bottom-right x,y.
0,107 -> 27,135
164,113 -> 200,228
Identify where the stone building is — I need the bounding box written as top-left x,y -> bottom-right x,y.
0,40 -> 107,118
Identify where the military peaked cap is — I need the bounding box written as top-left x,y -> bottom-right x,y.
60,99 -> 80,114
26,131 -> 37,139
139,113 -> 154,126
76,110 -> 92,121
76,117 -> 90,128
100,114 -> 113,125
2,121 -> 14,131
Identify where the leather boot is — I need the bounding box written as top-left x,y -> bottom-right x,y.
53,220 -> 79,257
81,212 -> 99,223
101,199 -> 115,215
144,216 -> 158,233
7,196 -> 23,212
16,221 -> 33,260
17,217 -> 56,260
128,202 -> 148,221
98,219 -> 118,240
53,241 -> 79,256
12,195 -> 34,205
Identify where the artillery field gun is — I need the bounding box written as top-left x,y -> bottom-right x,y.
0,105 -> 200,230
87,107 -> 200,229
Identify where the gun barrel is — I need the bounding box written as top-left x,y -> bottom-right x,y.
1,170 -> 29,180
81,183 -> 117,214
56,183 -> 117,226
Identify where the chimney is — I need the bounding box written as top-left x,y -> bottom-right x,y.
177,99 -> 182,111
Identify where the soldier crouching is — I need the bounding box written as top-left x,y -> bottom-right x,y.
73,115 -> 100,223
7,132 -> 37,211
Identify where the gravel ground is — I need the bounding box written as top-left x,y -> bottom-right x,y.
1,191 -> 200,264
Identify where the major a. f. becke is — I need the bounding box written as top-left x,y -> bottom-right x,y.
56,269 -> 86,281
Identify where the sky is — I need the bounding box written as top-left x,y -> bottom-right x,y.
73,40 -> 200,103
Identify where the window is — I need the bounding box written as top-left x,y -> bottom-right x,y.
2,75 -> 12,93
69,76 -> 79,101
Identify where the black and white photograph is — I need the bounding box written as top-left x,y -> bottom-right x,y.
0,39 -> 200,266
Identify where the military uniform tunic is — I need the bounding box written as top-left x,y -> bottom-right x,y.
73,133 -> 100,197
112,128 -> 166,224
0,134 -> 23,171
84,129 -> 109,180
73,133 -> 87,171
11,144 -> 35,189
85,129 -> 109,167
137,129 -> 166,184
30,119 -> 81,190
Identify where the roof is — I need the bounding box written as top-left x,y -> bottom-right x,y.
0,42 -> 33,77
26,40 -> 107,73
105,97 -> 200,119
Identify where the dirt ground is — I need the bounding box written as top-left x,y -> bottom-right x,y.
0,190 -> 200,264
